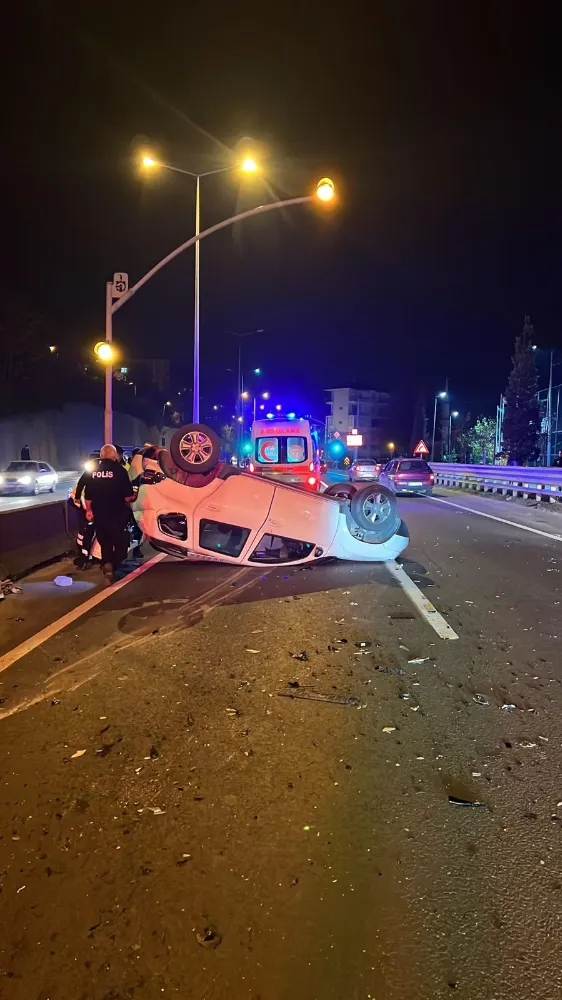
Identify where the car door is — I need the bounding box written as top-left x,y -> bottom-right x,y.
191,472 -> 276,561
379,460 -> 394,490
37,463 -> 51,490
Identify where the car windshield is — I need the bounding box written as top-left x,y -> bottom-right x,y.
357,459 -> 377,465
255,436 -> 308,464
6,462 -> 38,472
397,461 -> 431,472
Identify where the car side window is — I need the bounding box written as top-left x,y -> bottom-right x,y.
38,463 -> 49,472
383,461 -> 393,472
199,519 -> 249,558
249,534 -> 314,564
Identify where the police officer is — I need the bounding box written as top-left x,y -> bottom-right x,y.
84,444 -> 136,585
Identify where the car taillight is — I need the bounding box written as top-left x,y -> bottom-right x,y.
429,474 -> 434,482
308,476 -> 317,486
249,462 -> 255,473
309,462 -> 314,472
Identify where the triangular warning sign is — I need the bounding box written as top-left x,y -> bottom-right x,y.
413,439 -> 429,455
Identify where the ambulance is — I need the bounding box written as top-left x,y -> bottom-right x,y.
248,417 -> 321,490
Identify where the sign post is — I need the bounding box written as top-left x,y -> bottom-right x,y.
413,439 -> 430,457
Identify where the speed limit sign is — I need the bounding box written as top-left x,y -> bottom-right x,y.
112,272 -> 129,298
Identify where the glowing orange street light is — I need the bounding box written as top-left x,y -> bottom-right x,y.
316,177 -> 335,202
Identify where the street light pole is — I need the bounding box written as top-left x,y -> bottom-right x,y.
431,396 -> 438,462
547,348 -> 554,466
431,391 -> 447,462
104,281 -> 113,444
193,175 -> 201,422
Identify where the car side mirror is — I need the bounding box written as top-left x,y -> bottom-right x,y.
140,469 -> 165,485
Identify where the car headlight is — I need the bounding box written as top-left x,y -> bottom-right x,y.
0,475 -> 4,484
18,475 -> 32,485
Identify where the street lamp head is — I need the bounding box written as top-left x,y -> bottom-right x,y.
253,367 -> 261,374
142,154 -> 157,169
275,404 -> 282,411
262,391 -> 270,399
438,391 -> 447,399
452,410 -> 459,418
241,156 -> 258,173
237,415 -> 243,423
241,391 -> 250,400
94,341 -> 115,363
388,442 -> 395,450
48,345 -> 57,354
213,404 -> 219,411
316,177 -> 335,202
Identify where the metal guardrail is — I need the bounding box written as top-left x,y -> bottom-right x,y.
431,463 -> 562,502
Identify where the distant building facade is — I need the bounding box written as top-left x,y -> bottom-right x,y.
325,386 -> 390,457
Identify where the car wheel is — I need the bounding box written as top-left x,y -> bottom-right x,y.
323,483 -> 357,500
350,483 -> 400,541
170,424 -> 221,474
50,482 -> 57,492
33,481 -> 40,496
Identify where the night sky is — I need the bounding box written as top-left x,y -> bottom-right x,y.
4,2 -> 562,443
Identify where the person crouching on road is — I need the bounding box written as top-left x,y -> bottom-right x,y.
84,444 -> 136,585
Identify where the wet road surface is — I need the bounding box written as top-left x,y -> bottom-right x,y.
0,490 -> 561,999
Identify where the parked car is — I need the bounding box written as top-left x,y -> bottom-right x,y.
132,424 -> 409,566
0,460 -> 58,496
349,459 -> 382,482
379,458 -> 434,496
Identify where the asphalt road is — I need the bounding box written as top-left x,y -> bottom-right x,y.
0,473 -> 77,512
0,489 -> 561,999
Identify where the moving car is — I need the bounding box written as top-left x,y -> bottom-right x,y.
249,417 -> 321,490
134,424 -> 409,566
349,459 -> 382,482
0,460 -> 58,496
379,458 -> 434,496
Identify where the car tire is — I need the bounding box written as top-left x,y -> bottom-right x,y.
50,482 -> 57,492
323,483 -> 357,500
33,481 -> 40,496
349,483 -> 400,541
170,424 -> 221,474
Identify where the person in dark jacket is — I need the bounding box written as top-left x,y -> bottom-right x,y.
20,445 -> 31,461
84,444 -> 136,584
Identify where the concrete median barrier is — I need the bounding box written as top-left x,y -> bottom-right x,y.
0,500 -> 79,579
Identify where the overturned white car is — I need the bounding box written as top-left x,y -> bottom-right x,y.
135,424 -> 409,567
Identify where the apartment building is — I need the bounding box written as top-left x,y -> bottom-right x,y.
325,386 -> 390,457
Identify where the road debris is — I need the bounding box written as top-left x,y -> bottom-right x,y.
146,806 -> 166,815
472,694 -> 489,706
408,657 -> 430,665
448,795 -> 486,807
287,680 -> 300,688
290,651 -> 309,661
279,690 -> 361,707
195,927 -> 222,949
70,749 -> 87,759
501,704 -> 517,712
226,707 -> 240,716
355,640 -> 372,649
245,649 -> 260,654
382,726 -> 397,733
518,741 -> 538,749
390,612 -> 415,620
149,745 -> 160,759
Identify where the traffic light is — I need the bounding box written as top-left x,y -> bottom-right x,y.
328,439 -> 345,458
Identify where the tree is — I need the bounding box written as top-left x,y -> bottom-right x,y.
502,320 -> 540,464
456,415 -> 495,463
